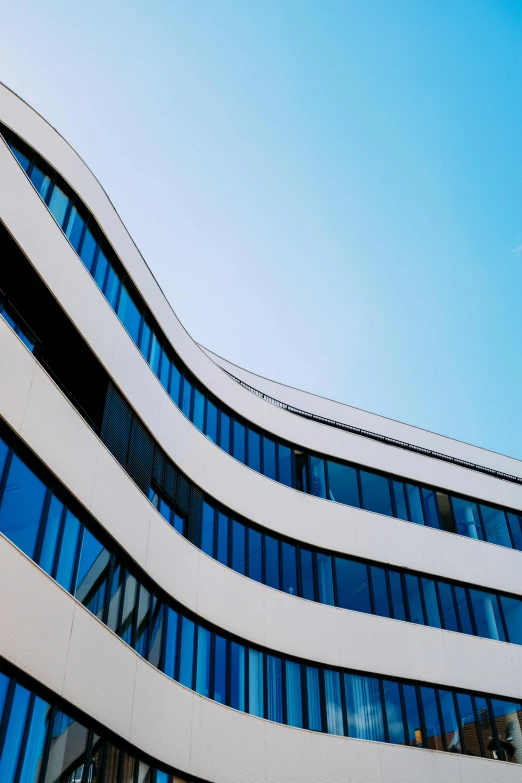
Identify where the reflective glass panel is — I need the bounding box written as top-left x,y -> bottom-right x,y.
0,438 -> 7,481
420,687 -> 443,751
65,205 -> 85,251
265,535 -> 280,590
19,695 -> 52,783
371,566 -> 390,618
94,250 -> 109,292
439,689 -> 461,754
169,362 -> 182,406
193,388 -> 205,431
80,227 -> 97,272
0,683 -> 31,782
195,625 -> 211,698
317,553 -> 334,606
10,142 -> 31,170
213,634 -> 227,704
422,578 -> 441,628
135,585 -> 151,657
201,502 -> 214,557
475,696 -> 495,759
306,666 -> 322,731
437,581 -> 458,632
285,660 -> 303,728
232,519 -> 246,575
178,616 -> 195,688
230,642 -> 246,711
392,480 -> 408,521
219,412 -> 231,454
469,589 -> 505,641
163,608 -> 178,680
489,699 -> 522,763
149,336 -> 161,377
403,684 -> 423,747
278,444 -> 293,487
324,669 -> 344,735
451,497 -> 483,540
500,595 -> 522,645
30,164 -> 52,201
388,570 -> 406,621
507,513 -> 522,551
405,574 -> 425,625
119,571 -> 137,645
75,527 -> 110,618
262,437 -> 276,480
247,429 -> 261,472
55,510 -> 80,592
360,471 -> 392,516
247,527 -> 262,583
233,420 -> 246,463
421,488 -> 440,529
205,401 -> 217,443
383,680 -> 406,744
44,711 -> 88,783
0,453 -> 46,558
326,461 -> 360,507
300,548 -> 315,601
38,494 -> 63,576
148,597 -> 164,669
344,674 -> 384,741
104,265 -> 121,310
107,562 -> 123,633
159,353 -> 170,391
267,655 -> 283,723
0,671 -> 8,722
335,558 -> 370,613
281,541 -> 297,595
309,456 -> 326,498
248,649 -> 264,718
454,585 -> 473,635
216,512 -> 229,566
48,183 -> 70,228
117,286 -> 141,344
480,504 -> 512,549
181,377 -> 192,418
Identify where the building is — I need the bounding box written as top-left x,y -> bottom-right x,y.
0,80 -> 521,782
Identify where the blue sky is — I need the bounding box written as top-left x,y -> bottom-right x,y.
1,1 -> 521,457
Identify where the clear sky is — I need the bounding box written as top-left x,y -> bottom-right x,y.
1,1 -> 521,457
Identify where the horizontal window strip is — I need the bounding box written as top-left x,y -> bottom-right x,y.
0,421 -> 521,765
2,125 -> 522,560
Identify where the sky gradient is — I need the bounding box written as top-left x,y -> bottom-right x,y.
1,1 -> 521,457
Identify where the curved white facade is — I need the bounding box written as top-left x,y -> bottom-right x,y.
1,81 -> 522,780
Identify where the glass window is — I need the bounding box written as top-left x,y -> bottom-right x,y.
335,558 -> 370,613
489,699 -> 522,763
65,204 -> 85,251
265,535 -> 280,590
0,683 -> 31,781
247,527 -> 262,583
371,566 -> 390,618
421,488 -> 440,529
158,497 -> 171,524
247,429 -> 261,473
217,512 -> 229,566
439,689 -> 461,754
507,512 -> 522,551
0,438 -> 8,481
232,520 -> 246,575
206,401 -> 217,443
262,437 -> 276,480
213,634 -> 227,704
324,669 -> 344,735
474,696 -> 495,759
306,666 -> 322,731
248,649 -> 264,718
405,574 -> 425,625
480,504 -> 512,549
193,388 -> 205,431
309,456 -> 326,498
75,527 -> 110,619
44,711 -> 88,783
18,694 -> 51,783
403,684 -> 423,747
148,597 -> 164,669
230,642 -> 246,711
285,660 -> 303,728
360,471 -> 392,516
107,561 -> 123,633
30,163 -> 52,201
196,626 -> 211,698
169,362 -> 182,406
278,444 -> 293,487
104,264 -> 121,310
383,680 -> 406,744
159,353 -> 170,391
80,227 -> 97,272
119,571 -> 138,645
117,286 -> 141,344
500,595 -> 522,646
149,334 -> 161,376
163,608 -> 178,679
294,451 -> 308,493
326,461 -> 360,507
392,480 -> 408,521
134,585 -> 151,657
10,142 -> 31,170
420,687 -> 443,751
201,502 -> 215,557
103,743 -> 121,781
451,497 -> 483,540
48,183 -> 70,228
317,553 -> 334,606
181,377 -> 193,418
55,510 -> 80,592
456,692 -> 481,757
38,494 -> 63,576
94,250 -> 109,292
233,420 -> 246,463
219,412 -> 231,454
266,655 -> 283,723
300,547 -> 315,601
0,671 -> 9,723
422,578 -> 441,629
469,589 -> 505,641
178,616 -> 195,688
437,492 -> 454,533
388,570 -> 406,621
454,585 -> 473,635
344,674 -> 385,741
438,581 -> 458,632
281,541 -> 297,595
0,453 -> 46,558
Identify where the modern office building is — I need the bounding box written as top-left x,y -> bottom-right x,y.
0,80 -> 521,782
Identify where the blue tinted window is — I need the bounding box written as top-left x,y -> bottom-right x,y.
163,608 -> 178,679
169,362 -> 181,406
489,700 -> 522,761
247,429 -> 261,472
0,683 -> 31,781
0,671 -> 8,723
233,420 -> 246,463
439,690 -> 461,753
262,437 -> 276,480
371,566 -> 390,618
181,377 -> 193,418
158,497 -> 171,523
422,578 -> 441,629
117,286 -> 141,344
403,685 -> 422,746
306,666 -> 322,731
46,710 -> 88,781
309,456 -> 326,498
94,250 -> 109,292
405,484 -> 424,524
149,334 -> 161,376
106,562 -> 123,633
326,461 -> 360,507
159,353 -> 171,391
456,692 -> 481,757
148,597 -> 164,669
324,669 -> 344,735
55,510 -> 80,591
389,570 -> 406,621
247,528 -> 262,583
405,574 -> 425,625
213,634 -> 227,704
265,535 -> 280,590
454,585 -> 473,635
18,694 -> 51,783
383,680 -> 406,744
285,660 -> 303,728
469,589 -> 505,641
48,183 -> 70,228
501,595 -> 522,645
249,649 -> 264,718
392,480 -> 408,520
135,585 -> 151,657
119,572 -> 137,645
281,542 -> 297,595
75,527 -> 109,618
267,655 -> 283,723
0,453 -> 46,558
480,504 -> 512,549
300,548 -> 315,601
420,687 -> 443,751
10,142 -> 31,171
219,412 -> 231,453
80,227 -> 97,271
193,388 -> 205,431
421,489 -> 440,529
232,520 -> 246,574
104,264 -> 121,310
230,642 -> 245,711
65,205 -> 85,251
178,616 -> 195,688
278,444 -> 292,487
206,401 -> 218,443
335,558 -> 370,613
360,471 -> 392,516
507,513 -> 522,551
317,553 -> 334,606
30,164 -> 52,201
0,438 -> 8,481
438,581 -> 458,632
38,494 -> 63,575
217,512 -> 229,566
196,626 -> 211,697
451,497 -> 483,540
344,674 -> 384,741
201,502 -> 214,557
